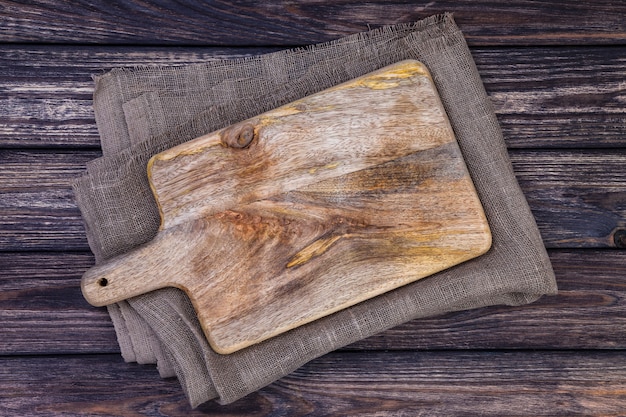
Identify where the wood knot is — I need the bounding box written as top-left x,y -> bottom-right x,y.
613,229 -> 626,248
221,123 -> 256,149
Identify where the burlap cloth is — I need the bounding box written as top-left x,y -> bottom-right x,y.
73,14 -> 557,406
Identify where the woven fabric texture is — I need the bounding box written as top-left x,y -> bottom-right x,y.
73,13 -> 557,406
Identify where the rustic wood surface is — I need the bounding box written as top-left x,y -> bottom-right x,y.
1,0 -> 624,46
2,46 -> 625,149
2,352 -> 626,416
1,1 -> 625,415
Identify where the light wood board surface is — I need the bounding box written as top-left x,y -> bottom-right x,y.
81,60 -> 491,354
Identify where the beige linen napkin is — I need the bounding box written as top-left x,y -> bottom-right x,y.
73,14 -> 557,406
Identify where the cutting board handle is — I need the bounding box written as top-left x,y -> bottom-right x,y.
81,226 -> 188,306
83,122 -> 260,306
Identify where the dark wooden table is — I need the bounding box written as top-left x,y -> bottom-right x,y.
1,2 -> 625,415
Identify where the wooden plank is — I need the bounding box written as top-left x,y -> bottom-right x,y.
477,46 -> 626,149
2,149 -> 626,251
0,1 -> 624,46
2,250 -> 625,355
0,150 -> 97,251
1,45 -> 624,149
0,252 -> 117,355
1,351 -> 626,416
511,150 -> 626,248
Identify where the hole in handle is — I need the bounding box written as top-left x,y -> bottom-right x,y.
98,277 -> 109,287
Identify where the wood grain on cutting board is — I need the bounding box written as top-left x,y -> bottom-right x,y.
81,60 -> 492,354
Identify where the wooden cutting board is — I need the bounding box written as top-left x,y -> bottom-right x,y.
81,60 -> 492,354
